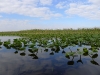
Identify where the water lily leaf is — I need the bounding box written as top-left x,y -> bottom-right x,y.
65,53 -> 70,59
67,61 -> 74,65
20,52 -> 26,56
77,60 -> 83,64
61,43 -> 68,49
89,51 -> 94,55
78,38 -> 83,42
32,47 -> 38,52
29,44 -> 35,48
90,60 -> 99,66
44,49 -> 48,52
72,44 -> 76,47
77,51 -> 83,55
51,48 -> 55,51
92,54 -> 98,58
28,49 -> 33,53
83,52 -> 88,56
83,48 -> 88,53
62,50 -> 66,53
92,49 -> 98,52
77,55 -> 83,64
28,54 -> 36,56
77,48 -> 80,51
69,52 -> 76,56
47,44 -> 54,48
32,56 -> 38,59
29,54 -> 38,59
0,42 -> 2,45
50,52 -> 54,55
18,47 -> 25,50
14,51 -> 18,54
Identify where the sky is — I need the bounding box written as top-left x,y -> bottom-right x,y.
0,0 -> 100,31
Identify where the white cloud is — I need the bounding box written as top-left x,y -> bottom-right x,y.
56,1 -> 68,9
0,19 -> 87,31
40,0 -> 52,5
65,0 -> 100,20
88,0 -> 100,5
55,0 -> 83,9
0,19 -> 41,31
0,0 -> 61,19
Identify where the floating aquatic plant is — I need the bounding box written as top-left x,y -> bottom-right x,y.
0,28 -> 100,65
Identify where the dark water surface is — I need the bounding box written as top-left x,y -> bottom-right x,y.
0,36 -> 100,75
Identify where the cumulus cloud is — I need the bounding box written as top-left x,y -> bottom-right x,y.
40,0 -> 52,5
56,1 -> 69,9
88,0 -> 100,5
65,0 -> 100,20
0,0 -> 62,19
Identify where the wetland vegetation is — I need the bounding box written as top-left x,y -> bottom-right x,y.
0,28 -> 100,75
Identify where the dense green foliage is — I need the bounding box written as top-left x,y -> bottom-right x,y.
0,28 -> 100,36
0,28 -> 100,65
0,28 -> 100,48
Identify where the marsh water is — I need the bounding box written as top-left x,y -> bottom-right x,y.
0,36 -> 100,75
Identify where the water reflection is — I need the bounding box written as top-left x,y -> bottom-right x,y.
77,55 -> 83,64
1,42 -> 99,65
0,36 -> 100,75
67,56 -> 74,65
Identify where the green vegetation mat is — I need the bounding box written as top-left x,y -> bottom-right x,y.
0,28 -> 100,63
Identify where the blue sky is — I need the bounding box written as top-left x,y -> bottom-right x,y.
0,0 -> 100,31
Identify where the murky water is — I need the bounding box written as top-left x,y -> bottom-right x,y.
0,36 -> 100,75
